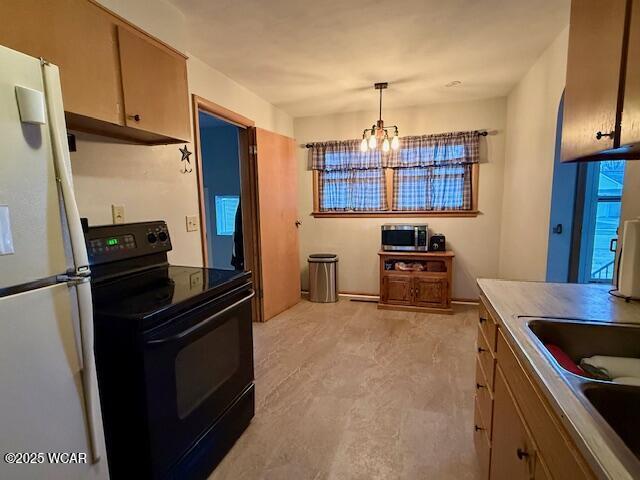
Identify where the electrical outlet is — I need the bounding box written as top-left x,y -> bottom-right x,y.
186,215 -> 199,232
111,205 -> 125,224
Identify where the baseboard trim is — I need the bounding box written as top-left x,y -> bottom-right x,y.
300,290 -> 478,305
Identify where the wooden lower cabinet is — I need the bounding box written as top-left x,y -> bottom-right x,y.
413,276 -> 448,308
474,298 -> 594,480
378,251 -> 454,313
381,274 -> 413,305
491,368 -> 538,480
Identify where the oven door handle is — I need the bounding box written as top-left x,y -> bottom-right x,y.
146,290 -> 255,345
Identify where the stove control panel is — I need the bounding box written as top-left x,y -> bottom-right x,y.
85,220 -> 172,266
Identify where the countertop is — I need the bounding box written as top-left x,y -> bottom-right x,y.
477,279 -> 640,480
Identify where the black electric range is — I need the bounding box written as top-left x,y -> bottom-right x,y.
86,221 -> 255,480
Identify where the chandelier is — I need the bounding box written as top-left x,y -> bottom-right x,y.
360,82 -> 400,153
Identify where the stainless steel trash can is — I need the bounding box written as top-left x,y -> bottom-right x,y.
308,253 -> 338,303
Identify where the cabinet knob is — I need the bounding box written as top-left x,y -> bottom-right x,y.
476,383 -> 486,390
474,425 -> 484,432
128,114 -> 141,122
595,130 -> 614,140
516,448 -> 530,460
479,316 -> 487,324
478,347 -> 487,354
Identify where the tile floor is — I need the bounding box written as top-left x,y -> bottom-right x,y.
209,299 -> 481,480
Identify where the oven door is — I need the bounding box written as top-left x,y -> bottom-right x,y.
142,282 -> 254,477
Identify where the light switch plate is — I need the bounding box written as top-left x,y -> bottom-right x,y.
186,215 -> 199,232
112,205 -> 125,224
0,205 -> 15,255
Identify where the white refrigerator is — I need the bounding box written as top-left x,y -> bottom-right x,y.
0,45 -> 108,479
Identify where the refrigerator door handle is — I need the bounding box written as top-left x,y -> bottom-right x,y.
75,278 -> 102,464
41,62 -> 89,274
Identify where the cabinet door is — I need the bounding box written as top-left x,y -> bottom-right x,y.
0,0 -> 121,124
622,0 -> 640,147
413,277 -> 447,308
561,0 -> 628,162
490,368 -> 537,480
381,275 -> 413,305
117,27 -> 190,141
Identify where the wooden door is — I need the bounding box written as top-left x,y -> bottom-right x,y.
381,274 -> 413,305
255,128 -> 300,321
413,277 -> 448,308
622,0 -> 640,147
490,368 -> 537,480
0,0 -> 121,124
117,26 -> 190,141
561,0 -> 628,161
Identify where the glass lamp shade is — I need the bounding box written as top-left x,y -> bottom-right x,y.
360,138 -> 368,152
382,137 -> 390,152
368,134 -> 377,149
391,135 -> 400,150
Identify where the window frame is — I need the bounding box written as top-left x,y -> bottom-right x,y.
311,164 -> 480,218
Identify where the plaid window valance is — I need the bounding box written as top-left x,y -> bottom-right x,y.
310,130 -> 480,171
385,131 -> 480,168
309,130 -> 481,212
310,139 -> 382,171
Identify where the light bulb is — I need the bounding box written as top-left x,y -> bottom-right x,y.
382,137 -> 390,152
391,135 -> 400,150
368,134 -> 377,149
360,137 -> 368,152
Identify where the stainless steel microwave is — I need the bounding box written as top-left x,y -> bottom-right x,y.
381,224 -> 428,251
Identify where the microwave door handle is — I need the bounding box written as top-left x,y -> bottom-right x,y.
146,290 -> 255,346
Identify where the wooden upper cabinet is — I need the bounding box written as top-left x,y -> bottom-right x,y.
622,0 -> 640,147
562,0 -> 628,162
117,27 -> 190,142
0,0 -> 121,124
0,0 -> 190,144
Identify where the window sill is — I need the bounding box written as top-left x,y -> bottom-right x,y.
311,210 -> 480,218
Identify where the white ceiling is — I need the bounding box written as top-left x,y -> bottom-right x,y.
171,0 -> 570,118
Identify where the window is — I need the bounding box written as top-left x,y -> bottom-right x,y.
579,160 -> 626,283
310,131 -> 480,216
214,195 -> 240,236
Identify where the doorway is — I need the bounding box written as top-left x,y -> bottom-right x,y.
192,96 -> 263,322
547,94 -> 627,284
198,112 -> 243,270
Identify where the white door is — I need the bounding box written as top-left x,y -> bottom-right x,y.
0,283 -> 108,480
0,45 -> 69,289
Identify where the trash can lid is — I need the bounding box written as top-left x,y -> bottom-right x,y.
308,253 -> 338,262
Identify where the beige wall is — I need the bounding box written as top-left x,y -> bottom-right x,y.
498,28 -> 569,281
294,97 -> 507,300
70,0 -> 293,267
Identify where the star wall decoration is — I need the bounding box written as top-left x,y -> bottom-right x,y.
179,145 -> 193,173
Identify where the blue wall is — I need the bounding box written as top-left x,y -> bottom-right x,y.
198,112 -> 241,270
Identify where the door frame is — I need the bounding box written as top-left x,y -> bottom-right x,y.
191,95 -> 264,322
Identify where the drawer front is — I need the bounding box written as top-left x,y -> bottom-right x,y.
474,399 -> 491,479
479,298 -> 498,352
477,324 -> 495,390
496,331 -> 593,480
475,358 -> 494,439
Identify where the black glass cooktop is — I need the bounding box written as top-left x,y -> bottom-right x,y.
91,265 -> 251,323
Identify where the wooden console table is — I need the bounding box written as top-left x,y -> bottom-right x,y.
378,250 -> 454,314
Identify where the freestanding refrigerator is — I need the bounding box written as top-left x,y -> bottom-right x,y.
0,45 -> 108,479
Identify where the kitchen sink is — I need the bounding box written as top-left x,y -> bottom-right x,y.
582,383 -> 640,460
528,319 -> 640,362
527,318 -> 640,466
